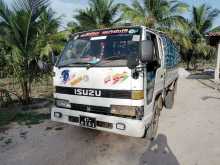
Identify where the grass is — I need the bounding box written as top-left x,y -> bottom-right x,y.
0,111 -> 50,127
14,112 -> 50,126
0,75 -> 53,105
4,138 -> 12,145
0,75 -> 52,128
0,136 -> 5,141
0,111 -> 17,127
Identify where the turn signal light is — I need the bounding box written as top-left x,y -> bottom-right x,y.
54,112 -> 62,118
131,90 -> 144,100
111,105 -> 136,117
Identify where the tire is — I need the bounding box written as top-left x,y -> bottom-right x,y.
164,80 -> 177,109
146,100 -> 161,141
164,90 -> 175,109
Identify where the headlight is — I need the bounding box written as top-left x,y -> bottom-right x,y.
55,99 -> 71,109
111,105 -> 144,119
131,90 -> 144,100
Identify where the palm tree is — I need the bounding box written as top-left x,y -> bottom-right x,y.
191,4 -> 220,39
0,43 -> 7,74
186,4 -> 220,69
36,8 -> 69,61
121,0 -> 191,68
121,0 -> 188,29
71,0 -> 122,30
0,0 -> 49,104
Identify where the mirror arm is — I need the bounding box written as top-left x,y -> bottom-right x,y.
131,64 -> 146,79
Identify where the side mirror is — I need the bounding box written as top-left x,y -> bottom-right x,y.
127,54 -> 139,69
141,40 -> 154,63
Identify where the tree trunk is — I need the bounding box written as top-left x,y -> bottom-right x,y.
21,80 -> 31,105
187,61 -> 190,70
186,52 -> 192,70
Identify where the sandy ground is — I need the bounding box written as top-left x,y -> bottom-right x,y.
0,78 -> 220,165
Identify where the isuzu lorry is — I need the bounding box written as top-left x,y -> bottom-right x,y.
51,26 -> 180,139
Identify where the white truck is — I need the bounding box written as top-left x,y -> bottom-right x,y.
51,26 -> 180,139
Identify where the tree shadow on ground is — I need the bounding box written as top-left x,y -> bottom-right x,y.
187,72 -> 214,80
201,96 -> 220,101
186,71 -> 220,91
139,134 -> 179,165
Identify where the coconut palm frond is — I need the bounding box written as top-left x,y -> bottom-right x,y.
74,0 -> 122,30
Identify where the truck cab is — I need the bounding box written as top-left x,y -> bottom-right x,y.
51,26 -> 179,138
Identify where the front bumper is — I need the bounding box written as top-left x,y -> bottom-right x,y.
51,107 -> 150,137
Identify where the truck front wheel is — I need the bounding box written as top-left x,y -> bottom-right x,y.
146,100 -> 161,140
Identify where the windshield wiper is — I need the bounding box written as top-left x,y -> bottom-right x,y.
58,61 -> 91,68
58,56 -> 125,68
73,61 -> 91,65
88,56 -> 126,68
103,56 -> 124,61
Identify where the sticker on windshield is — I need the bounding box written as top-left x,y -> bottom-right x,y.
91,36 -> 107,40
129,28 -> 140,34
132,35 -> 140,41
74,35 -> 79,40
79,28 -> 137,38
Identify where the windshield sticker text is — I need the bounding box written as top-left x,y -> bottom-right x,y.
80,29 -> 129,38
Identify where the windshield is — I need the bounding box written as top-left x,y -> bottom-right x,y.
57,28 -> 141,67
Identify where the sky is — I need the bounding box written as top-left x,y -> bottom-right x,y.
5,0 -> 220,29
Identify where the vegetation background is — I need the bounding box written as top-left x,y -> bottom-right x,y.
0,0 -> 220,105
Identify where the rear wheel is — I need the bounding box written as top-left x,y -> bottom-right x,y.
146,100 -> 161,140
164,90 -> 175,109
164,81 -> 177,109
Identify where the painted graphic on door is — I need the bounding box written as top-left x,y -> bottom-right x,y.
61,70 -> 70,84
104,71 -> 129,85
60,70 -> 89,86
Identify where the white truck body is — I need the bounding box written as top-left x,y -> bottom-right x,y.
51,26 -> 179,137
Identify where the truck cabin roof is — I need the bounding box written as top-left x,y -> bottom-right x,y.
70,26 -> 166,39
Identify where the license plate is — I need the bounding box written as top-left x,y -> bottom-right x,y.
80,116 -> 96,128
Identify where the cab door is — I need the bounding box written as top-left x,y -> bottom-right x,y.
145,32 -> 164,106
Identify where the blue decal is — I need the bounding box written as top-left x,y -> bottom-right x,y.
61,70 -> 70,83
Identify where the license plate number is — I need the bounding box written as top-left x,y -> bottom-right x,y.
80,116 -> 96,128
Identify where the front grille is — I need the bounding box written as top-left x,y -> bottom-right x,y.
71,103 -> 111,115
56,103 -> 138,119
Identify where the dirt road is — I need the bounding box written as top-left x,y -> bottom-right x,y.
1,78 -> 220,165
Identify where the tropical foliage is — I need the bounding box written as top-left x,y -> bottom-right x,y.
0,0 -> 62,104
69,0 -> 122,31
121,0 -> 192,66
184,4 -> 220,68
121,0 -> 220,69
36,8 -> 69,62
121,0 -> 189,29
